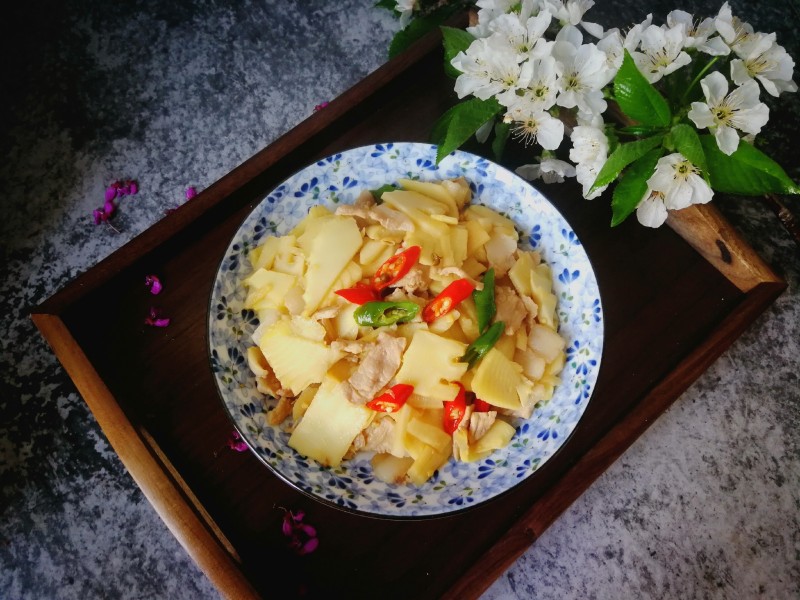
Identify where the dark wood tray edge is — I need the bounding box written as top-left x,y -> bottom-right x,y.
31,314 -> 260,600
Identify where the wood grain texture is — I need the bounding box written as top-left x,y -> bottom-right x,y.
30,315 -> 260,600
31,30 -> 786,600
666,203 -> 783,292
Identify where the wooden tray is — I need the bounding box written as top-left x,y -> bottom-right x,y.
32,30 -> 786,599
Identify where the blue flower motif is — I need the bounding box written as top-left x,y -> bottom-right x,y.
316,153 -> 342,166
267,184 -> 287,204
558,268 -> 580,284
447,495 -> 475,506
537,427 -> 558,441
561,228 -> 581,246
478,459 -> 499,479
328,176 -> 359,193
574,384 -> 592,405
239,402 -> 261,419
252,216 -> 277,242
473,158 -> 490,178
294,177 -> 319,198
582,298 -> 602,324
239,309 -> 259,328
216,295 -> 233,321
566,339 -> 582,361
515,458 -> 533,478
352,464 -> 375,485
528,224 -> 542,248
379,490 -> 407,508
370,143 -> 395,157
415,158 -> 438,171
327,472 -> 353,490
226,243 -> 243,271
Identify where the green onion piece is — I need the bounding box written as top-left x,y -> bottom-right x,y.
353,301 -> 420,328
370,184 -> 399,203
472,267 -> 496,334
460,321 -> 505,368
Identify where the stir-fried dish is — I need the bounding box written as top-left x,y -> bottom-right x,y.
243,177 -> 565,485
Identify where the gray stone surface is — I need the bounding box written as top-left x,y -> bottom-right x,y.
1,1 -> 797,599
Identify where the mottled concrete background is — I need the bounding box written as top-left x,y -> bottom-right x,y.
1,1 -> 798,599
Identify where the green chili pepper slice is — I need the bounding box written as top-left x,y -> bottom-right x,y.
460,321 -> 505,368
472,267 -> 496,334
353,301 -> 420,328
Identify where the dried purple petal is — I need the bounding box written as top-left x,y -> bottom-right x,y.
93,209 -> 106,224
280,508 -> 318,555
128,180 -> 139,195
299,537 -> 319,555
105,186 -> 118,202
185,186 -> 197,200
313,101 -> 329,112
144,275 -> 163,295
226,430 -> 248,452
299,524 -> 316,537
144,306 -> 170,327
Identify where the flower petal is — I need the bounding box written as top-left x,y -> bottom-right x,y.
299,537 -> 319,555
636,192 -> 668,228
701,71 -> 729,104
688,102 -> 714,130
715,124 -> 740,155
145,275 -> 163,295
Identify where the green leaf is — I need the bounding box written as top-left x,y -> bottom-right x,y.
491,121 -> 511,162
614,50 -> 671,127
374,0 -> 397,11
700,136 -> 800,195
431,98 -> 503,163
591,135 -> 664,193
441,26 -> 475,78
611,148 -> 663,226
670,124 -> 707,173
389,17 -> 439,58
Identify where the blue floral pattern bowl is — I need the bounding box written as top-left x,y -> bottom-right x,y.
209,142 -> 603,518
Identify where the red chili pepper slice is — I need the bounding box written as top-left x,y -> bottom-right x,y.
372,246 -> 421,291
443,382 -> 467,434
334,282 -> 379,305
366,383 -> 415,413
422,278 -> 476,323
473,398 -> 493,412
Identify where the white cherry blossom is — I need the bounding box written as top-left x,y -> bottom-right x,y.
543,0 -> 603,37
552,40 -> 612,114
516,156 -> 576,183
488,9 -> 552,59
636,189 -> 670,227
597,29 -> 624,71
569,124 -> 609,199
714,2 -> 754,50
688,71 -> 769,155
497,56 -> 560,113
468,0 -> 539,38
666,9 -> 729,56
730,33 -> 797,97
452,38 -> 528,100
646,153 -> 713,212
394,0 -> 417,28
621,13 -> 653,54
505,107 -> 565,150
631,24 -> 691,83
